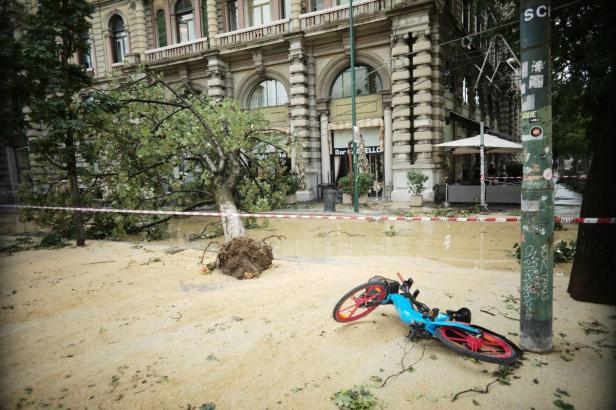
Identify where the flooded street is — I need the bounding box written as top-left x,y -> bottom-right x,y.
166,217 -> 578,272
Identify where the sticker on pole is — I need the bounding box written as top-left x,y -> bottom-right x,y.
523,126 -> 544,141
530,126 -> 543,137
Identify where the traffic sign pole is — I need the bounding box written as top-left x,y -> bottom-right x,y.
519,0 -> 554,352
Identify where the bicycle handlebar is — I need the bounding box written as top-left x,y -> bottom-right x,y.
396,272 -> 429,314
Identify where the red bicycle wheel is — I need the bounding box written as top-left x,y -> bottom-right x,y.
332,283 -> 387,323
434,325 -> 521,364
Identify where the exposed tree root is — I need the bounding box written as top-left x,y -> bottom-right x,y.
215,237 -> 273,279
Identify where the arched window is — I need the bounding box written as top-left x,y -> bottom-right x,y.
330,65 -> 383,99
248,80 -> 288,109
156,10 -> 167,47
110,15 -> 128,63
175,0 -> 195,43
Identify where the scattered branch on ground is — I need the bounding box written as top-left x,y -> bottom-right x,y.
200,241 -> 221,264
260,234 -> 286,244
479,309 -> 496,316
451,362 -> 521,402
380,340 -> 425,387
82,260 -> 116,265
315,230 -> 365,238
479,306 -> 520,321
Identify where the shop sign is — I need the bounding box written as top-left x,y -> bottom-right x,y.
334,146 -> 383,156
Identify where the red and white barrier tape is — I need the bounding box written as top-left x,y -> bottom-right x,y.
1,204 -> 614,224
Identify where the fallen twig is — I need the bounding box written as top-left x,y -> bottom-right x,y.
480,306 -> 519,321
200,241 -> 220,264
451,379 -> 499,402
380,341 -> 425,387
315,229 -> 365,238
479,309 -> 496,316
261,234 -> 286,244
82,260 -> 116,265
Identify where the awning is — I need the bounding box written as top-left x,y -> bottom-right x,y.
328,118 -> 383,131
435,133 -> 522,155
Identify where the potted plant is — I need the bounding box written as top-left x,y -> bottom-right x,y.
338,173 -> 374,204
284,173 -> 301,204
407,170 -> 428,207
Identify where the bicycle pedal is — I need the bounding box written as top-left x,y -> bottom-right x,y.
429,308 -> 440,321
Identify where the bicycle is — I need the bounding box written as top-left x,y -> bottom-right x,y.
332,273 -> 522,364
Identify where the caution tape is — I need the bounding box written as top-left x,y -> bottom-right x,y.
1,203 -> 614,224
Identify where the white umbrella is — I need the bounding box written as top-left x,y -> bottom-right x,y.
435,134 -> 522,154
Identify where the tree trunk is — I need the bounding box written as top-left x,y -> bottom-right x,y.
214,183 -> 245,242
65,133 -> 86,246
567,96 -> 616,305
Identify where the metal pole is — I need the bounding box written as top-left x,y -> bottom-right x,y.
480,122 -> 486,208
349,0 -> 359,212
519,0 -> 553,352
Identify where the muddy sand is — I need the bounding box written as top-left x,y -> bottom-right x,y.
1,235 -> 615,409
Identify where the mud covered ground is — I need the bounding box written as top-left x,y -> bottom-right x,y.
0,220 -> 615,409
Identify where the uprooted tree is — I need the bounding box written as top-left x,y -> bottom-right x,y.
95,72 -> 293,241
86,72 -> 297,277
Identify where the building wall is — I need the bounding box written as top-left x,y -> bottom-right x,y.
85,0 -> 518,202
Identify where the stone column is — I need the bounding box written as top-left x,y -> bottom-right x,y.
207,0 -> 219,46
206,52 -> 226,101
290,0 -> 302,31
390,34 -> 412,201
383,101 -> 393,192
307,55 -> 321,184
411,32 -> 433,165
130,0 -> 148,60
319,110 -> 331,184
288,35 -> 315,200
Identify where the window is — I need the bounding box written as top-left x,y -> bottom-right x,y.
462,77 -> 469,104
282,0 -> 291,18
248,80 -> 288,108
336,0 -> 349,5
249,0 -> 271,26
330,65 -> 383,99
201,1 -> 209,37
175,0 -> 195,43
80,33 -> 93,70
110,15 -> 128,63
227,0 -> 238,31
310,0 -> 324,12
156,10 -> 167,47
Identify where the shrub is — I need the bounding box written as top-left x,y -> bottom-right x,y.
337,173 -> 374,195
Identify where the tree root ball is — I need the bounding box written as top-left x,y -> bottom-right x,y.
216,237 -> 273,279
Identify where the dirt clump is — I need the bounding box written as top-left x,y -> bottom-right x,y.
216,237 -> 273,279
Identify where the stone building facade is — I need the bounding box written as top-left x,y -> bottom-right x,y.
78,0 -> 519,202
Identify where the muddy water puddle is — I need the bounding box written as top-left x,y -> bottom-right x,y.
159,217 -> 578,271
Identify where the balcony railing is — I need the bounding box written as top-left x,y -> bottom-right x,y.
145,37 -> 209,63
300,0 -> 385,31
216,19 -> 289,47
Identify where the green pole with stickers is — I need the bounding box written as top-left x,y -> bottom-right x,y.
519,0 -> 554,352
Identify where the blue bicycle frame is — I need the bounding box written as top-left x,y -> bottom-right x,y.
383,293 -> 481,336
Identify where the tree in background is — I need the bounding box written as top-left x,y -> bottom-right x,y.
20,0 -> 94,245
0,0 -> 27,147
553,0 -> 616,304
